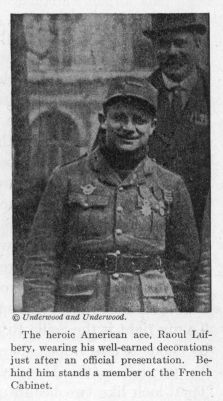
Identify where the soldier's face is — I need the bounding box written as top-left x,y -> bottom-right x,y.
155,31 -> 199,82
104,100 -> 156,153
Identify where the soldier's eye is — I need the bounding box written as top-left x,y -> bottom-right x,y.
111,113 -> 127,122
133,115 -> 147,125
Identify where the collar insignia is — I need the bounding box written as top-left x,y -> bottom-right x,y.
81,184 -> 96,196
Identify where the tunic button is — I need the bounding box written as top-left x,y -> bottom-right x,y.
115,229 -> 122,235
118,186 -> 124,192
117,206 -> 123,213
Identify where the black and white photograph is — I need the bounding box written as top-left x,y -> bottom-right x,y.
12,13 -> 210,313
2,1 -> 223,400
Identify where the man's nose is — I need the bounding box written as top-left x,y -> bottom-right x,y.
168,42 -> 179,55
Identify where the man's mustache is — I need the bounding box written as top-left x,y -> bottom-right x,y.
161,55 -> 187,67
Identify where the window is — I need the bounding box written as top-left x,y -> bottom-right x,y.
30,110 -> 80,180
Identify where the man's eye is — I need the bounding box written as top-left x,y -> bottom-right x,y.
158,39 -> 186,49
158,39 -> 169,48
173,39 -> 186,47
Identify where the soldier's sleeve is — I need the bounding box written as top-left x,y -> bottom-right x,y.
23,167 -> 67,312
194,193 -> 211,312
165,177 -> 200,311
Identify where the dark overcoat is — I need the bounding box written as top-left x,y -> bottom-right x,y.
148,67 -> 210,231
23,147 -> 199,312
194,192 -> 211,312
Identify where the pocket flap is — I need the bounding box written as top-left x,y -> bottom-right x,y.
140,270 -> 174,298
58,271 -> 98,297
68,193 -> 109,208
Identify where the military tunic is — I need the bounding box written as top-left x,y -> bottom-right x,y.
23,147 -> 199,312
148,67 -> 210,231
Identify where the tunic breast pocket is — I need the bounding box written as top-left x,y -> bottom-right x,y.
67,192 -> 110,239
133,186 -> 166,242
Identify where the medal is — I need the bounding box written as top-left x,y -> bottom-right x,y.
81,184 -> 96,195
139,185 -> 153,200
159,207 -> 165,216
159,200 -> 165,216
141,199 -> 152,217
163,190 -> 173,218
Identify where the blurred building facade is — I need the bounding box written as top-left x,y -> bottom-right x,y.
13,13 -> 209,184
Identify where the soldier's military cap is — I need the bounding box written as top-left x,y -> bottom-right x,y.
103,77 -> 157,115
143,13 -> 207,39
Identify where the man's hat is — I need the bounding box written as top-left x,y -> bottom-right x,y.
143,14 -> 207,40
103,77 -> 157,114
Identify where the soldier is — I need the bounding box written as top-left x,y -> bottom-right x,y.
143,14 -> 210,231
23,77 -> 199,312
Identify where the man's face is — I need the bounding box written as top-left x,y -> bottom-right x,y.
155,31 -> 199,82
104,99 -> 155,153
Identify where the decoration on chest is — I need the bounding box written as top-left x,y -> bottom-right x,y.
141,200 -> 152,216
137,185 -> 166,217
80,184 -> 96,196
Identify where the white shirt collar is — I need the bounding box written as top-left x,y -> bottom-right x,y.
162,68 -> 198,93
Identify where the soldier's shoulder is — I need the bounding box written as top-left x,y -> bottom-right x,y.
54,152 -> 89,174
154,162 -> 184,189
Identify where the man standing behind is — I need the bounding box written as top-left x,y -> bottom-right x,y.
143,14 -> 210,231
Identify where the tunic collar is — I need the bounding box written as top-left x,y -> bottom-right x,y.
89,147 -> 154,186
162,67 -> 198,92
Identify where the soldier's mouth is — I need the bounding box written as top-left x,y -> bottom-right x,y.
117,134 -> 141,141
116,130 -> 142,140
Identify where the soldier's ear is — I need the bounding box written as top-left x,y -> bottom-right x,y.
151,117 -> 157,129
98,112 -> 106,129
151,117 -> 157,133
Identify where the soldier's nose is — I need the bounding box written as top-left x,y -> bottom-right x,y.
123,119 -> 135,132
